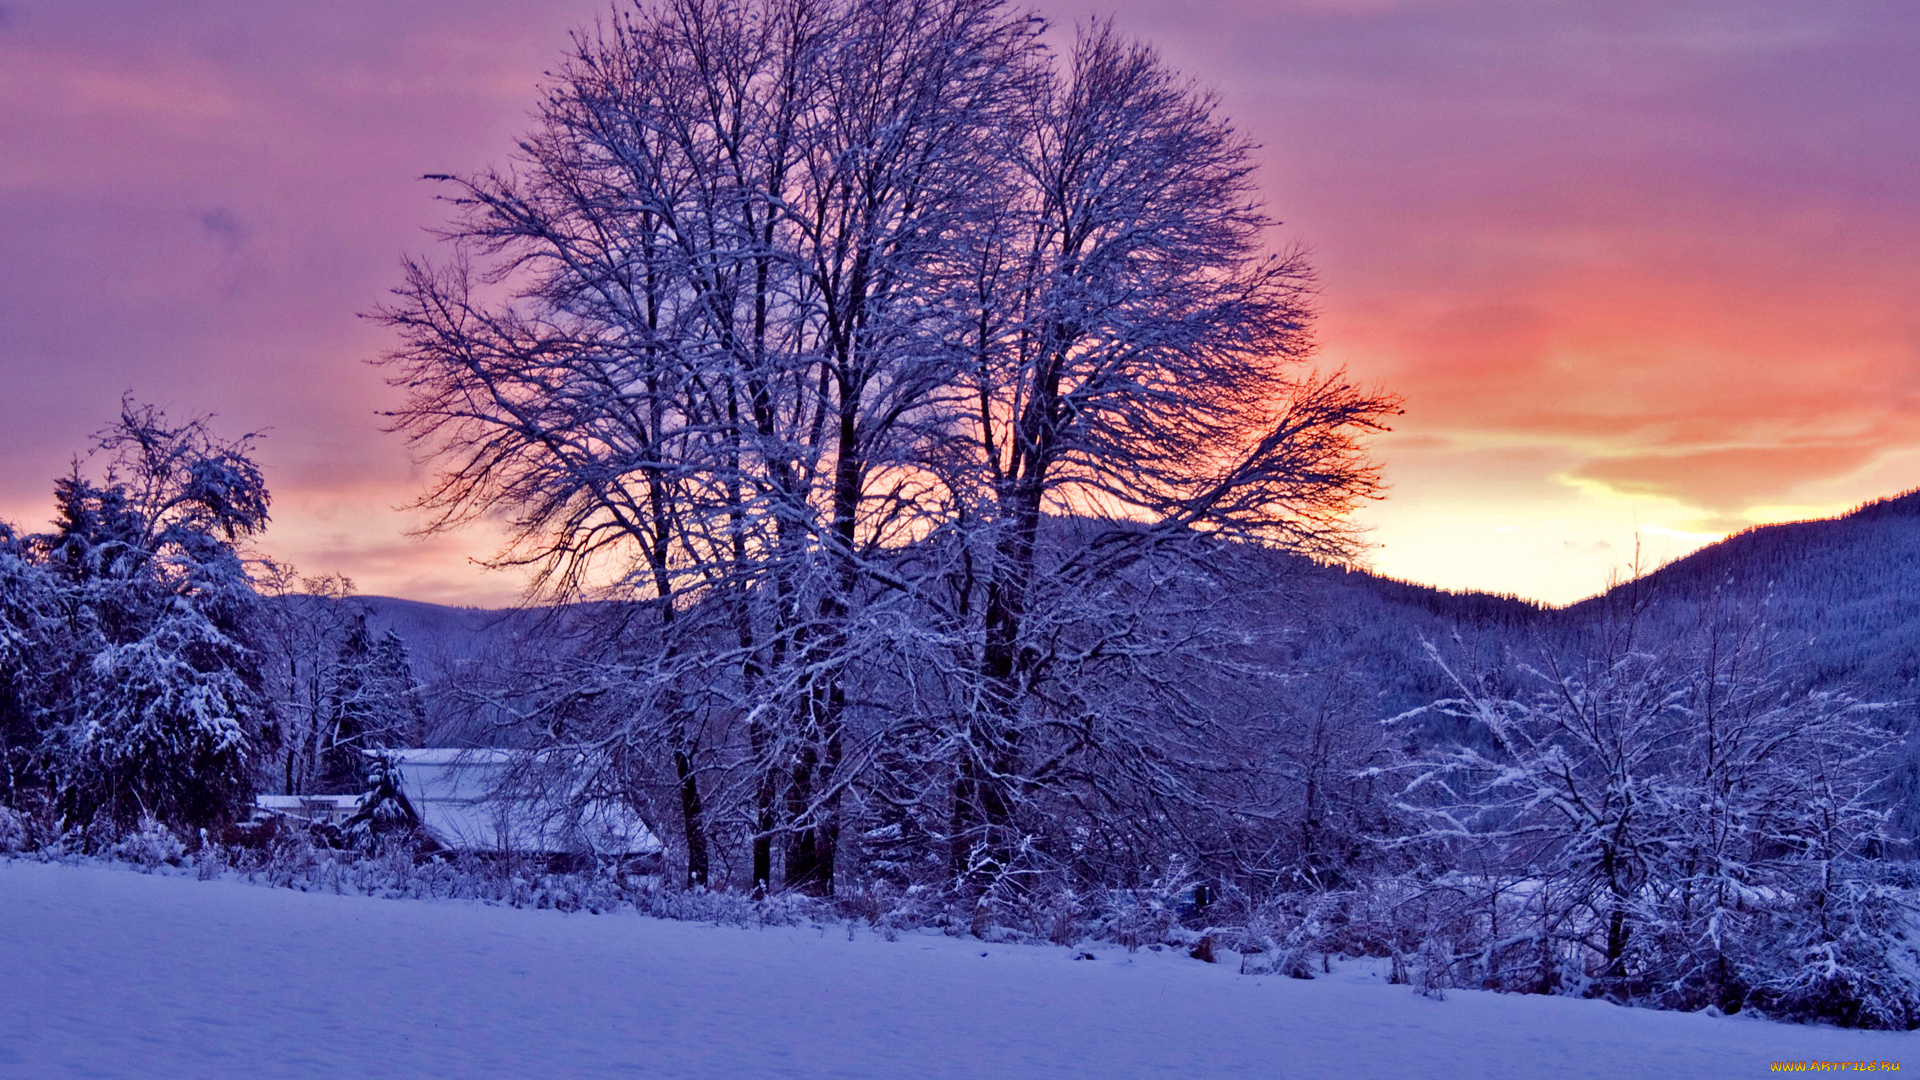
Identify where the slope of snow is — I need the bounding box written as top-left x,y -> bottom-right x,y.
0,861 -> 1910,1079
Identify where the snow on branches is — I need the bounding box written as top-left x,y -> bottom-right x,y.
3,403 -> 271,833
1389,600 -> 1914,1024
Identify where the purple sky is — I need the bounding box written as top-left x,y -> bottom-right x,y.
3,0 -> 1916,604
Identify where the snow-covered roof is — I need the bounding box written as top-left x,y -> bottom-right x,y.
379,748 -> 662,857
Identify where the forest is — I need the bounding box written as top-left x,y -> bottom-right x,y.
3,0 -> 1918,1032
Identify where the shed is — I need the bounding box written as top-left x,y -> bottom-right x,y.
253,793 -> 361,828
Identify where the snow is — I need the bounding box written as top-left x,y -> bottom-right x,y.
0,861 -> 1911,1079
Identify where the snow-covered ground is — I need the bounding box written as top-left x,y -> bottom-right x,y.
0,861 -> 1910,1079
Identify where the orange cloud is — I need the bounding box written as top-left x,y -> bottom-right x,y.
1569,444 -> 1883,511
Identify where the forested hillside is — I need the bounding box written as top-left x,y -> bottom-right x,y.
359,488 -> 1920,770
1599,489 -> 1920,704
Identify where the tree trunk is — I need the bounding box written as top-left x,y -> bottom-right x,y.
672,748 -> 709,888
751,730 -> 777,896
1605,903 -> 1630,983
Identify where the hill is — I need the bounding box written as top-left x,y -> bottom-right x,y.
1590,489 -> 1920,703
343,490 -> 1920,739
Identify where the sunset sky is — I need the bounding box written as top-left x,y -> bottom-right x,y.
2,0 -> 1915,606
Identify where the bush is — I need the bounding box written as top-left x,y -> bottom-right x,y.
111,816 -> 186,869
0,805 -> 28,853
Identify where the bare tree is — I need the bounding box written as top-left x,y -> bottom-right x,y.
931,22 -> 1398,891
255,569 -> 359,795
379,0 -> 1046,895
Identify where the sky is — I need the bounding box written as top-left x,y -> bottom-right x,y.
1,0 -> 1915,607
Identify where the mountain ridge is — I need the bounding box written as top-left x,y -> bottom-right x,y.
336,487 -> 1920,741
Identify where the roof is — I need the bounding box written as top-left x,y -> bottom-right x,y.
378,748 -> 662,857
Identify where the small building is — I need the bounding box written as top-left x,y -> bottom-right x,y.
253,793 -> 362,828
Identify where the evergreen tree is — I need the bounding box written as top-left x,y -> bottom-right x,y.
0,524 -> 55,809
29,403 -> 271,832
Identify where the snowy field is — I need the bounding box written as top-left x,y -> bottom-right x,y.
0,861 -> 1910,1079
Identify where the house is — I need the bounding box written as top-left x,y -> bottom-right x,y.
252,749 -> 662,864
370,748 -> 663,860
